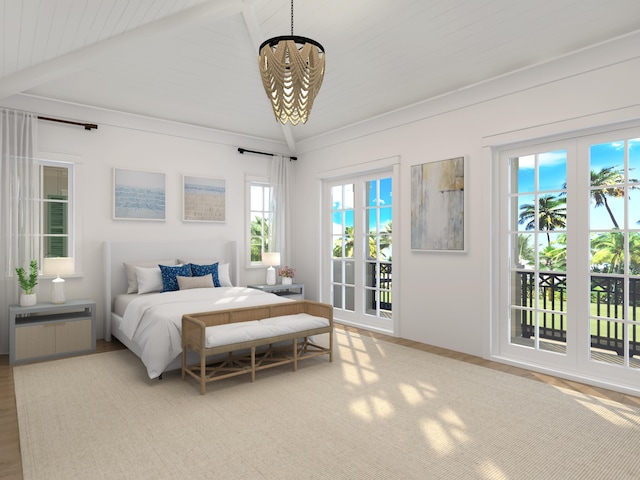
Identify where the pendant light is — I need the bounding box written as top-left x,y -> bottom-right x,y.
258,0 -> 325,125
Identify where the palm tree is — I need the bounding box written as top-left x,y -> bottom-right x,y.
368,221 -> 392,259
250,216 -> 271,262
333,226 -> 354,258
630,231 -> 640,275
334,222 -> 393,260
517,234 -> 535,267
590,167 -> 627,228
540,233 -> 567,271
518,194 -> 567,246
590,231 -> 625,274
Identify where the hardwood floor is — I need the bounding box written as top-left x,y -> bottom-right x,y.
2,328 -> 639,480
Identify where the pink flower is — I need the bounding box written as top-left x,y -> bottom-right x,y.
278,266 -> 295,278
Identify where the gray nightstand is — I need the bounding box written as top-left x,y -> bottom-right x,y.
9,299 -> 96,365
247,283 -> 304,301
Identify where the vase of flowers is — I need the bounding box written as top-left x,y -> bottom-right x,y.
16,260 -> 38,306
278,266 -> 295,285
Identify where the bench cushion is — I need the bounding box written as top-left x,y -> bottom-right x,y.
205,313 -> 330,348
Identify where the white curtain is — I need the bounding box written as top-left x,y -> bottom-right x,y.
269,155 -> 293,266
0,108 -> 39,354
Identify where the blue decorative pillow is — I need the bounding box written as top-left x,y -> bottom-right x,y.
189,262 -> 220,287
159,264 -> 192,292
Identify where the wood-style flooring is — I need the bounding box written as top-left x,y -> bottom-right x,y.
2,326 -> 640,480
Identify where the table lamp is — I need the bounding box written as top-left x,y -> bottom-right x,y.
262,252 -> 280,286
43,257 -> 74,304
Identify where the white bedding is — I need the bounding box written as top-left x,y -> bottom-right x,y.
120,287 -> 292,379
113,293 -> 138,317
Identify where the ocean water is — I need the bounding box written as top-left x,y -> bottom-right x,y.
184,184 -> 225,196
115,186 -> 165,219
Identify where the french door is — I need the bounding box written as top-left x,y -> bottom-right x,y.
496,126 -> 640,390
325,172 -> 394,333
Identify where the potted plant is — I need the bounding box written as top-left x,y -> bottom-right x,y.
16,259 -> 38,306
278,266 -> 295,285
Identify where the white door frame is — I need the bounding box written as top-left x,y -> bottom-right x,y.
318,157 -> 400,335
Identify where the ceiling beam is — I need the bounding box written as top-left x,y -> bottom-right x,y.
241,0 -> 296,153
0,0 -> 243,101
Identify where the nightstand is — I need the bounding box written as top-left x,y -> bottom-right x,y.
247,283 -> 305,301
9,299 -> 96,365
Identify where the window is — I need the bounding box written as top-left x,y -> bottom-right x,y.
588,137 -> 640,368
496,126 -> 640,391
247,180 -> 273,264
40,161 -> 74,267
326,172 -> 394,332
507,149 -> 568,355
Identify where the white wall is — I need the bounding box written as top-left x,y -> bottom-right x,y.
291,32 -> 640,359
0,96 -> 290,353
3,31 -> 640,360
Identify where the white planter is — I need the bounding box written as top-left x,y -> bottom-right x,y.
20,293 -> 37,307
282,277 -> 293,285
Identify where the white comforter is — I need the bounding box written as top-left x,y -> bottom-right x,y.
121,287 -> 292,378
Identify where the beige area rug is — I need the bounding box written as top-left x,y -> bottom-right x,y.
14,329 -> 640,480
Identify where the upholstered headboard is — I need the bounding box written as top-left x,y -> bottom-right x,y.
103,239 -> 238,340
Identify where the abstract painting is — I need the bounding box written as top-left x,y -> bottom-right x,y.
183,175 -> 226,222
113,168 -> 166,221
411,156 -> 465,251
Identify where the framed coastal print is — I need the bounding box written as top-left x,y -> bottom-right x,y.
411,156 -> 466,251
113,168 -> 166,221
182,175 -> 226,222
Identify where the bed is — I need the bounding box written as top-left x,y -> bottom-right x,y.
103,240 -> 292,378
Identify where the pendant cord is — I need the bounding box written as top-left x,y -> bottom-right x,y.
290,0 -> 294,35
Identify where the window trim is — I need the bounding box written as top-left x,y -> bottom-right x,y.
492,124 -> 640,394
245,176 -> 274,268
38,157 -> 77,277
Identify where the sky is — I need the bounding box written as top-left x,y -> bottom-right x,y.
332,178 -> 393,234
516,139 -> 640,232
330,178 -> 393,259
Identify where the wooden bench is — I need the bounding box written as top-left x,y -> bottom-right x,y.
181,300 -> 333,395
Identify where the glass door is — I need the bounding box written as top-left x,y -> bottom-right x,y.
506,148 -> 570,360
328,172 -> 393,333
587,137 -> 640,371
496,128 -> 640,390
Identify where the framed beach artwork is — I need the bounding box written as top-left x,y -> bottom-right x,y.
411,156 -> 466,252
182,175 -> 226,222
113,168 -> 166,221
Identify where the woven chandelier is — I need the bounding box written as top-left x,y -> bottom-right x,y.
258,0 -> 325,125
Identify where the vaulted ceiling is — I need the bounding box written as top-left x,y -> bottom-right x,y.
2,0 -> 640,152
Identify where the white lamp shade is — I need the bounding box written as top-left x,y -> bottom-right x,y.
261,252 -> 280,267
43,257 -> 74,278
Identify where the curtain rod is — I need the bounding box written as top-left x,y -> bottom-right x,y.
237,147 -> 297,161
38,116 -> 98,131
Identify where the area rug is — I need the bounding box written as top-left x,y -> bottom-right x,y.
14,328 -> 640,480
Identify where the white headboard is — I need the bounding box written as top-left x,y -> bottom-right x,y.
103,239 -> 238,340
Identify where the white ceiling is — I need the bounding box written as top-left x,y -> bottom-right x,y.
2,0 -> 640,152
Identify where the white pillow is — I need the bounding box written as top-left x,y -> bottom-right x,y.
218,263 -> 233,287
135,266 -> 163,294
178,258 -> 219,266
124,259 -> 177,293
177,274 -> 214,290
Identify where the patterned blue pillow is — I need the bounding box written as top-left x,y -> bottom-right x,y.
159,264 -> 192,292
189,262 -> 220,287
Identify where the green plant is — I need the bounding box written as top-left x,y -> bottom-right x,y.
15,260 -> 38,294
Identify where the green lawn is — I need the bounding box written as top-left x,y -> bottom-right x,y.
521,303 -> 639,341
